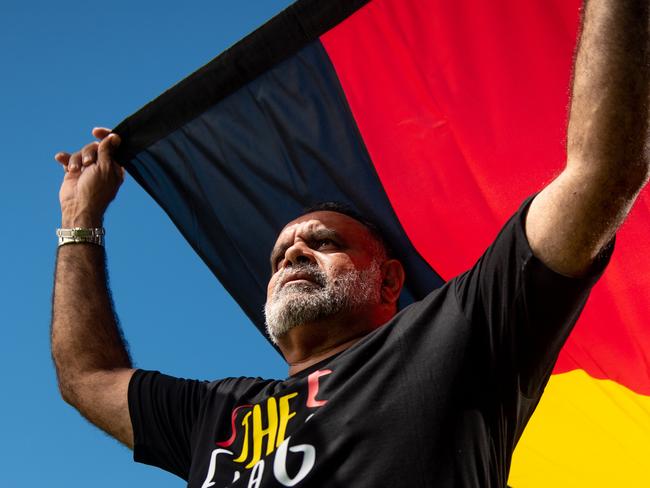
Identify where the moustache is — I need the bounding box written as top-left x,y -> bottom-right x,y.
276,264 -> 327,290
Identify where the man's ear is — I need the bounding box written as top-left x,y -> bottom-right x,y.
380,259 -> 405,305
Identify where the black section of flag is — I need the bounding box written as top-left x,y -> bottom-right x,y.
120,41 -> 443,341
114,0 -> 370,162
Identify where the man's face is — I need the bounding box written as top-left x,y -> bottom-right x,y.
264,211 -> 384,344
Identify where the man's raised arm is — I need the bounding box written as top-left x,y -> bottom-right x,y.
527,0 -> 649,276
51,128 -> 135,448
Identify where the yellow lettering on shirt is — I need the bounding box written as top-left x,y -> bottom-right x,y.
246,397 -> 279,468
233,411 -> 252,463
276,393 -> 298,448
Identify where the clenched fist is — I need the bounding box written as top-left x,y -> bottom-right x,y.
55,127 -> 125,228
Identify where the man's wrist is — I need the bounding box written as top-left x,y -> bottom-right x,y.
59,207 -> 105,247
61,209 -> 104,228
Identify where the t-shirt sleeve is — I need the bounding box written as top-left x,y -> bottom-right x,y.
128,369 -> 209,480
453,195 -> 614,399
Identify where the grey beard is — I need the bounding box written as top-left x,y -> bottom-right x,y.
264,261 -> 381,344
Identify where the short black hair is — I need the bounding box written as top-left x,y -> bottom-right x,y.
300,202 -> 394,258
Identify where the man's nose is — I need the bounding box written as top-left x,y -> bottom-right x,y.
284,241 -> 315,267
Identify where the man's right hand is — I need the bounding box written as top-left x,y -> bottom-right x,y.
54,127 -> 124,228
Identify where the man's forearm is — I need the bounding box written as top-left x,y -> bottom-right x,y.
51,243 -> 131,405
568,0 -> 649,181
524,0 -> 648,276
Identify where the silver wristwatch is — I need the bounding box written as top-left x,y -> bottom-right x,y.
56,227 -> 105,247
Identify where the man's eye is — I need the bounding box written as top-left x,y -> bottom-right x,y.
317,239 -> 335,249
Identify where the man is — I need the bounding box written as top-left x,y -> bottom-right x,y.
52,0 -> 648,486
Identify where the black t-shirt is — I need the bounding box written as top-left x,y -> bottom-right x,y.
128,198 -> 613,487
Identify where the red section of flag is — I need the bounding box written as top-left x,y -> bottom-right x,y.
322,0 -> 650,394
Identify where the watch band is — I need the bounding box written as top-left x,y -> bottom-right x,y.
56,227 -> 105,247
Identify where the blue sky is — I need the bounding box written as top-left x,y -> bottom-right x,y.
0,1 -> 294,486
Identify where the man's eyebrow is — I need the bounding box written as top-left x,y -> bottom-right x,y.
269,228 -> 341,269
308,228 -> 339,241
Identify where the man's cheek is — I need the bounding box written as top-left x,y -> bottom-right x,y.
267,276 -> 280,298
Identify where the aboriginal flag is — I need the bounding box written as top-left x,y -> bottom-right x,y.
113,0 -> 650,485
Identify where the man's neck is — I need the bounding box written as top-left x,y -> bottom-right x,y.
278,307 -> 389,375
285,334 -> 367,376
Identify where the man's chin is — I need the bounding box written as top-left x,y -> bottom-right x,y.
279,281 -> 322,294
264,301 -> 330,345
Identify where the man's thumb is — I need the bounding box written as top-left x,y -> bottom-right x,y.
97,133 -> 121,167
